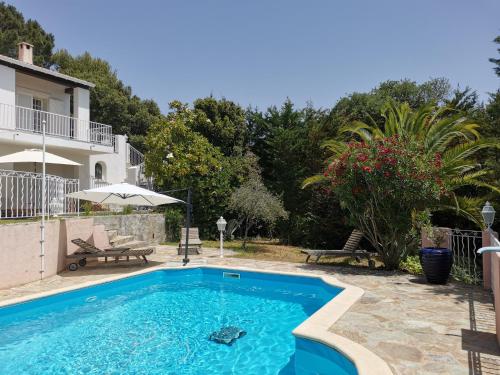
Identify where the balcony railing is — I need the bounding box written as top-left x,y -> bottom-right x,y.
0,103 -> 113,146
0,169 -> 79,218
127,143 -> 144,166
89,176 -> 112,189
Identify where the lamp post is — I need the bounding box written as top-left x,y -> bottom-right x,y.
481,201 -> 496,230
217,216 -> 227,258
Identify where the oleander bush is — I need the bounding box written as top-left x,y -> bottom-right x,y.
324,135 -> 446,269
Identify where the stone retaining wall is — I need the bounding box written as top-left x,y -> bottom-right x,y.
93,214 -> 165,244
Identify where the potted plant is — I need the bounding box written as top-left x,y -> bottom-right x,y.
419,223 -> 453,284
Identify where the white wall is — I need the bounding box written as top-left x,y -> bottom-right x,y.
16,72 -> 70,115
88,135 -> 130,186
73,87 -> 89,121
0,65 -> 15,105
0,65 -> 16,130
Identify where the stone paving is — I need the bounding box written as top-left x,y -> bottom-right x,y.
0,245 -> 498,375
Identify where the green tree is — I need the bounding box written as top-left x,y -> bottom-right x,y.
311,102 -> 499,226
489,35 -> 500,76
327,78 -> 451,129
229,171 -> 288,248
323,136 -> 444,269
52,50 -> 161,151
145,101 -> 249,236
247,100 -> 350,248
192,97 -> 248,156
0,1 -> 54,67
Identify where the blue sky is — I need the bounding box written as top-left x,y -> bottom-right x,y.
9,0 -> 500,113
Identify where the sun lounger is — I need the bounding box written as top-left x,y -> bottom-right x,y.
178,227 -> 202,255
67,238 -> 154,271
301,229 -> 376,268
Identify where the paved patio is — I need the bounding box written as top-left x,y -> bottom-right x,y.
0,245 -> 498,375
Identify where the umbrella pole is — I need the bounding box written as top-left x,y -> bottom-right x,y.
40,120 -> 46,279
183,188 -> 191,266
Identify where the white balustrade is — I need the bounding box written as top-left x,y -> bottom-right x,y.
89,176 -> 112,189
0,169 -> 80,218
0,103 -> 113,146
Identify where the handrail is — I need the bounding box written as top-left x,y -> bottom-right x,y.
127,143 -> 144,166
478,246 -> 500,254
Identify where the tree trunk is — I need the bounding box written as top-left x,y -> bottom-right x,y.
242,218 -> 250,250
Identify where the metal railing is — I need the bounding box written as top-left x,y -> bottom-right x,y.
0,169 -> 79,218
89,176 -> 112,189
450,228 -> 483,283
0,103 -> 114,146
127,143 -> 144,166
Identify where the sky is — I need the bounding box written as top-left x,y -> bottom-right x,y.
8,0 -> 500,113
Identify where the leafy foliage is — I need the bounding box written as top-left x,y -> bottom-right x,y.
228,171 -> 288,248
164,208 -> 184,241
324,136 -> 444,269
145,101 -> 253,236
326,102 -> 499,226
247,101 -> 352,248
489,35 -> 500,77
192,97 -> 248,156
51,50 -> 161,151
325,78 -> 451,129
0,1 -> 54,67
400,255 -> 423,275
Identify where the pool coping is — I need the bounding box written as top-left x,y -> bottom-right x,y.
0,264 -> 393,375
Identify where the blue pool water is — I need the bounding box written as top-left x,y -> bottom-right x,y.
0,268 -> 357,375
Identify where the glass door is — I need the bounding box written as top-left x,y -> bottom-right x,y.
32,97 -> 43,132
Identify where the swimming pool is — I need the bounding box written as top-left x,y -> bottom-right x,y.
0,267 -> 358,374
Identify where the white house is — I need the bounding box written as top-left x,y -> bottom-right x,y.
0,42 -> 146,218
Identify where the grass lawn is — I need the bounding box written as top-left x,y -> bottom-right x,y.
165,239 -> 384,268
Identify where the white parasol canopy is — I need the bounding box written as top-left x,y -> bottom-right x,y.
0,149 -> 81,166
67,182 -> 182,206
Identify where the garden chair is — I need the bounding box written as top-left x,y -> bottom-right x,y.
178,227 -> 202,255
301,229 -> 376,268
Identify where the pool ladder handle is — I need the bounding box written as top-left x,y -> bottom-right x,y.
477,246 -> 500,254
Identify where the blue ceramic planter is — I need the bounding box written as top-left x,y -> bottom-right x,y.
419,247 -> 453,284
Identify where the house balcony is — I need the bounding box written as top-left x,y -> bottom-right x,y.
0,103 -> 115,150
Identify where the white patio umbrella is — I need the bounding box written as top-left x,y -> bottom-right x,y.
67,183 -> 183,206
0,149 -> 82,167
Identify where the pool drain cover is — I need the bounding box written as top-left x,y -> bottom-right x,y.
209,326 -> 246,345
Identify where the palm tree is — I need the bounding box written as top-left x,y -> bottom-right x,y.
305,101 -> 499,226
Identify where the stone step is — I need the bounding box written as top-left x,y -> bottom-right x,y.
110,235 -> 135,246
106,230 -> 118,241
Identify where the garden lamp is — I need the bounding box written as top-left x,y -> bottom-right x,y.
217,216 -> 227,258
481,201 -> 495,229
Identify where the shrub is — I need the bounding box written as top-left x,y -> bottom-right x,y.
165,208 -> 184,242
400,255 -> 423,275
82,201 -> 93,216
324,135 -> 446,270
121,205 -> 133,215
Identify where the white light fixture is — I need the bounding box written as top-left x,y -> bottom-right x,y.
216,216 -> 227,258
482,201 -> 496,229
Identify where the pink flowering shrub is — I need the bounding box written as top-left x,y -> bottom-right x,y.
324,136 -> 446,269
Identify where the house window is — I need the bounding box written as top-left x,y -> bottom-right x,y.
95,163 -> 103,180
32,97 -> 45,132
32,97 -> 43,111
